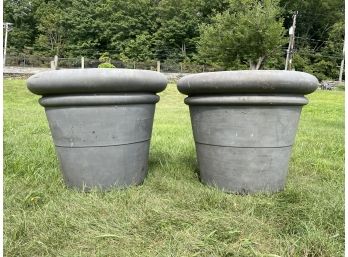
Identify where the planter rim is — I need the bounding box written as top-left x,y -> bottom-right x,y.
185,95 -> 308,106
177,70 -> 318,95
39,94 -> 159,107
27,68 -> 167,96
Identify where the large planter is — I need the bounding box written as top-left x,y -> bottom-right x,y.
27,68 -> 167,190
177,70 -> 318,194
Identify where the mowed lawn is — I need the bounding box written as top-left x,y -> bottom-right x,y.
4,79 -> 344,257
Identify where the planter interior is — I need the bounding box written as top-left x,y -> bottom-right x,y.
27,68 -> 167,190
177,70 -> 318,194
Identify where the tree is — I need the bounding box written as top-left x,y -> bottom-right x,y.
153,0 -> 229,62
3,0 -> 39,51
121,33 -> 154,61
101,0 -> 157,55
320,21 -> 345,80
98,52 -> 115,68
280,0 -> 344,47
63,0 -> 103,58
34,1 -> 69,56
2,0 -> 343,81
197,0 -> 286,70
293,21 -> 344,81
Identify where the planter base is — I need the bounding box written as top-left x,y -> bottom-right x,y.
42,97 -> 158,191
56,141 -> 150,190
189,104 -> 303,194
196,143 -> 292,193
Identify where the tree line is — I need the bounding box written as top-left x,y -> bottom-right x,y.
4,0 -> 344,80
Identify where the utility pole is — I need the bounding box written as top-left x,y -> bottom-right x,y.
339,38 -> 345,82
285,11 -> 298,70
3,22 -> 13,67
157,61 -> 161,72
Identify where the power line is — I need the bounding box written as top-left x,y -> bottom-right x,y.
296,36 -> 343,44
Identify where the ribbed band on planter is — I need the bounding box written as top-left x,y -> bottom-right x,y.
27,68 -> 167,191
184,95 -> 308,106
177,70 -> 318,194
39,94 -> 160,107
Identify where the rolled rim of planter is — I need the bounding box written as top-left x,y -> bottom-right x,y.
39,94 -> 160,107
184,95 -> 308,106
27,68 -> 167,95
177,70 -> 319,95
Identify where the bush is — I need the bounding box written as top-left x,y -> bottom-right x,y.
99,52 -> 111,63
98,62 -> 115,68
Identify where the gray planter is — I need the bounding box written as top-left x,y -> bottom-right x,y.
177,70 -> 318,194
27,68 -> 167,190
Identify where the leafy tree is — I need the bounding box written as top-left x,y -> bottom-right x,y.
101,0 -> 157,54
121,33 -> 154,61
292,47 -> 315,73
152,0 -> 230,62
34,1 -> 69,56
63,0 -> 103,58
2,0 -> 344,80
152,0 -> 197,61
3,0 -> 39,51
293,21 -> 344,81
320,20 -> 345,80
98,52 -> 115,68
197,0 -> 286,70
280,0 -> 344,47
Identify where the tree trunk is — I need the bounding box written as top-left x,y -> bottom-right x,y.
182,41 -> 186,56
249,60 -> 256,70
255,56 -> 265,70
249,56 -> 265,70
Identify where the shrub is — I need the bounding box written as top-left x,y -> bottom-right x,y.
98,62 -> 115,68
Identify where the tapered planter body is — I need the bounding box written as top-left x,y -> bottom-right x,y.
27,68 -> 167,190
178,70 -> 318,193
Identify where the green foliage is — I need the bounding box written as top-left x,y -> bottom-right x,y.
197,0 -> 286,70
3,0 -> 345,79
62,0 -> 102,58
4,0 -> 38,50
121,33 -> 154,61
98,52 -> 111,64
318,21 -> 345,80
293,21 -> 344,81
33,1 -> 68,56
280,0 -> 344,45
101,0 -> 158,55
98,52 -> 115,68
98,62 -> 115,68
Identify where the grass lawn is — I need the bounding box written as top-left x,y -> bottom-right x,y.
4,79 -> 344,257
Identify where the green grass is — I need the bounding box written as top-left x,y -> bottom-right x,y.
4,79 -> 344,257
